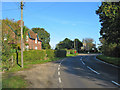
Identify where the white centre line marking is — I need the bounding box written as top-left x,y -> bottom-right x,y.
59,77 -> 62,83
87,66 -> 100,74
112,81 -> 120,86
58,67 -> 60,71
81,61 -> 85,65
59,64 -> 61,67
58,71 -> 60,75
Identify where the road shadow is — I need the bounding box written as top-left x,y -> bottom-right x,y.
53,55 -> 119,88
16,50 -> 21,67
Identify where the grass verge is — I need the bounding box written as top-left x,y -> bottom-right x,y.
8,57 -> 64,72
96,55 -> 120,67
2,73 -> 28,88
67,53 -> 78,57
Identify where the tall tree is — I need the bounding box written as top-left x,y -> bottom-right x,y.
96,2 -> 120,45
74,38 -> 83,52
82,38 -> 94,51
55,38 -> 74,50
96,2 -> 120,57
32,27 -> 51,49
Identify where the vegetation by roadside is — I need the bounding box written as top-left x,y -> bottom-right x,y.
2,57 -> 64,88
8,57 -> 63,72
67,53 -> 78,57
96,55 -> 120,67
2,73 -> 28,88
2,49 -> 77,88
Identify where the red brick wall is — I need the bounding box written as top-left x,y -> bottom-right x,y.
26,35 -> 42,50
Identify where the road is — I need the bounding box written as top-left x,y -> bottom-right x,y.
17,54 -> 120,88
55,54 -> 120,88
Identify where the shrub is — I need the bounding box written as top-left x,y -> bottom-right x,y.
18,50 -> 46,61
55,50 -> 66,57
46,49 -> 55,59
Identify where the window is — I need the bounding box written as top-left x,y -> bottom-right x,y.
26,36 -> 28,41
26,45 -> 29,50
35,46 -> 37,50
38,41 -> 40,44
35,38 -> 37,44
4,34 -> 7,41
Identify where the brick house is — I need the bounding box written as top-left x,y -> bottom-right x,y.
25,30 -> 42,50
3,20 -> 42,50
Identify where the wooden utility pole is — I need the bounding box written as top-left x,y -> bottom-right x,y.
74,40 -> 75,50
21,0 -> 23,68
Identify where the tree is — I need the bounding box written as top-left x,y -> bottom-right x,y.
96,2 -> 120,57
96,2 -> 120,45
55,38 -> 83,50
82,38 -> 94,51
55,38 -> 74,50
32,28 -> 51,49
74,38 -> 83,52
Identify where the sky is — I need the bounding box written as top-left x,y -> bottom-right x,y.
2,2 -> 101,49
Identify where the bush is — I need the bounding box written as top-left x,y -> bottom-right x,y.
55,50 -> 66,57
46,49 -> 55,59
18,50 -> 46,61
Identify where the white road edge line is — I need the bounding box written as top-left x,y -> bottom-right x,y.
87,66 -> 100,74
59,65 -> 61,67
95,56 -> 120,69
112,81 -> 120,87
58,71 -> 60,76
81,61 -> 85,65
59,77 -> 62,83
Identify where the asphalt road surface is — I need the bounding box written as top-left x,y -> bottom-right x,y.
17,54 -> 120,88
55,54 -> 120,88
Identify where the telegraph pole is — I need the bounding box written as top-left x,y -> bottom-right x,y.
21,0 -> 23,68
74,40 -> 75,50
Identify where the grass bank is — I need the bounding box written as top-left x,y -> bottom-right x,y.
96,55 -> 120,67
8,57 -> 63,72
67,53 -> 78,57
2,74 -> 28,88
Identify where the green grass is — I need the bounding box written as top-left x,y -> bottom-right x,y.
96,55 -> 120,66
67,53 -> 78,57
7,57 -> 63,72
2,74 -> 28,88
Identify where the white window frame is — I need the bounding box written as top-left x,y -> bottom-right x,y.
26,35 -> 28,41
35,46 -> 37,50
35,38 -> 37,44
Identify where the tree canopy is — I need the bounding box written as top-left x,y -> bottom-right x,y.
32,27 -> 51,49
96,2 -> 120,44
55,38 -> 83,51
82,38 -> 94,51
96,2 -> 120,57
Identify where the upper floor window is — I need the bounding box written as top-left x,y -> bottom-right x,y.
35,38 -> 37,44
26,35 -> 28,41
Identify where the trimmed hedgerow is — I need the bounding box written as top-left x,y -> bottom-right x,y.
46,49 -> 55,59
55,50 -> 66,57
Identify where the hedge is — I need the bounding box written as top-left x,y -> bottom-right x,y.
16,49 -> 66,62
18,50 -> 46,61
55,50 -> 66,57
46,49 -> 55,59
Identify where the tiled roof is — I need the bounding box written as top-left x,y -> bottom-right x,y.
28,30 -> 42,42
